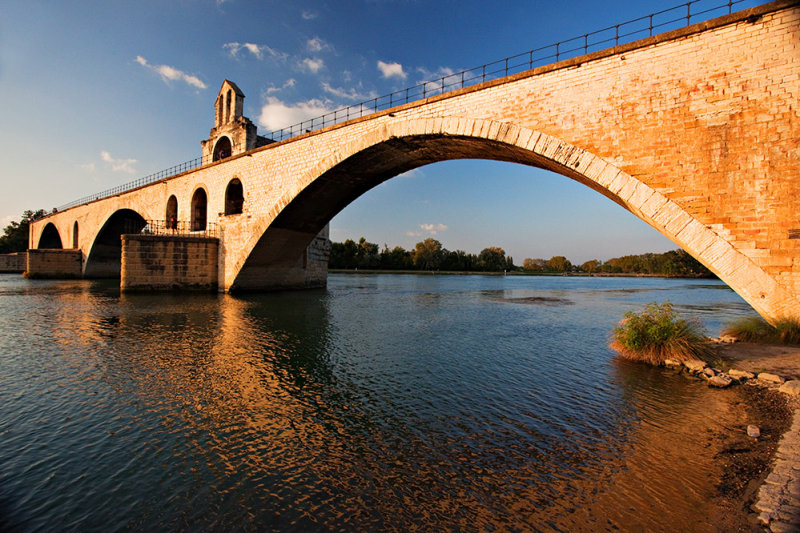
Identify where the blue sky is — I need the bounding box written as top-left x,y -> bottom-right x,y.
0,0 -> 764,264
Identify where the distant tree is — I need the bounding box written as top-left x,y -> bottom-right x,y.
476,246 -> 508,271
546,255 -> 572,272
379,245 -> 413,270
580,259 -> 601,273
523,258 -> 547,272
329,238 -> 359,269
440,249 -> 475,271
356,237 -> 380,269
412,238 -> 443,270
0,209 -> 45,253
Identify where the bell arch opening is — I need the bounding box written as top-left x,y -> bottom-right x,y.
213,136 -> 232,162
191,188 -> 208,231
225,178 -> 244,215
38,223 -> 63,249
84,209 -> 146,278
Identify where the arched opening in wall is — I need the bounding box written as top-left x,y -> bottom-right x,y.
225,178 -> 244,215
213,136 -> 232,162
38,223 -> 63,249
166,195 -> 178,229
72,221 -> 79,248
231,133 -> 700,293
191,188 -> 208,231
84,209 -> 146,278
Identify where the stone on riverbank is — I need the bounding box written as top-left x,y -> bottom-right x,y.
708,374 -> 733,388
684,359 -> 707,372
759,373 -> 786,385
729,369 -> 755,380
778,381 -> 800,396
748,425 -> 761,438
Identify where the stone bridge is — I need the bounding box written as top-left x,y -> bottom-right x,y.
29,1 -> 800,322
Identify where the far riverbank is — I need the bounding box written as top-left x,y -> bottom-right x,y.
329,268 -> 715,279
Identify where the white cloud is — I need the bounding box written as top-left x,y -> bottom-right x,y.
135,56 -> 206,89
79,162 -> 96,172
223,42 -> 287,61
258,97 -> 333,131
101,151 -> 137,174
397,168 -> 423,179
420,223 -> 448,235
406,231 -> 422,237
377,60 -> 406,80
321,82 -> 374,101
265,78 -> 296,94
416,66 -> 458,94
306,37 -> 330,53
300,57 -> 324,73
302,10 -> 318,20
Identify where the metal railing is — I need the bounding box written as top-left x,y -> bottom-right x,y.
125,219 -> 221,239
263,0 -> 746,141
50,0 -> 754,216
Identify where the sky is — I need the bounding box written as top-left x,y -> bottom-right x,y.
0,0 -> 765,264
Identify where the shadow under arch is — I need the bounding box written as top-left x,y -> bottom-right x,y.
38,222 -> 63,249
232,118 -> 788,321
84,209 -> 147,278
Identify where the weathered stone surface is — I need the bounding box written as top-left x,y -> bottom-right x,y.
703,367 -> 717,378
779,381 -> 800,396
760,373 -> 786,385
708,374 -> 733,388
748,425 -> 761,438
684,359 -> 707,373
663,358 -> 682,367
729,369 -> 755,380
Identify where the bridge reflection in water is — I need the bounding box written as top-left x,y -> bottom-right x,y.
0,273 -> 783,530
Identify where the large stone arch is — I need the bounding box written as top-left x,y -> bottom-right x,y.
84,209 -> 147,278
232,117 -> 793,322
37,222 -> 63,249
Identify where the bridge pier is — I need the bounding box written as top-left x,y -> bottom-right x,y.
24,249 -> 82,279
121,234 -> 219,291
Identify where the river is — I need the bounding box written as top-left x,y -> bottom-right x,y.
0,273 -> 766,531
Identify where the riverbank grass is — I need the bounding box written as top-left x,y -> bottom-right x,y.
723,317 -> 800,345
610,302 -> 712,365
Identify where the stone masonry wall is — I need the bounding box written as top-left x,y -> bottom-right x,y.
26,249 -> 82,278
121,235 -> 218,291
0,252 -> 27,273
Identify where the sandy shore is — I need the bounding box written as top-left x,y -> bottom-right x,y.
711,342 -> 800,531
715,343 -> 800,381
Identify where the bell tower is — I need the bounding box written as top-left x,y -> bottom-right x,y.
201,80 -> 272,162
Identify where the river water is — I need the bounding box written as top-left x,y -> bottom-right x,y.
0,273 -> 763,531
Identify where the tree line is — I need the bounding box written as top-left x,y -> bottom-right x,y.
0,210 -> 45,254
330,237 -> 713,277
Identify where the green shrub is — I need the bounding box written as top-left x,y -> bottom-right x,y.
722,316 -> 800,345
610,302 -> 712,365
721,317 -> 774,342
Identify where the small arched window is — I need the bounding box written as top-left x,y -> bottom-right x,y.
225,178 -> 244,215
166,195 -> 178,231
72,221 -> 79,248
191,188 -> 207,231
213,137 -> 232,162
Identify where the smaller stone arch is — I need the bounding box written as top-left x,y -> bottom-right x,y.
38,223 -> 63,249
225,178 -> 244,215
166,195 -> 178,229
191,188 -> 208,231
213,136 -> 232,161
72,221 -> 79,248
